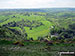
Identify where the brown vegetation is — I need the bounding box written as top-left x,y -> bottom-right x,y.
13,41 -> 24,46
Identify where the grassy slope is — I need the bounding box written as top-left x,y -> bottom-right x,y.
0,11 -> 74,40
25,21 -> 53,40
0,14 -> 53,40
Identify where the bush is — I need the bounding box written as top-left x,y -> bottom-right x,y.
0,40 -> 13,45
51,37 -> 57,41
30,38 -> 33,41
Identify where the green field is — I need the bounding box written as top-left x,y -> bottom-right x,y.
0,12 -> 54,40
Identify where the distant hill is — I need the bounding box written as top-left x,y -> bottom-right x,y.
42,8 -> 75,13
0,8 -> 75,12
0,9 -> 46,12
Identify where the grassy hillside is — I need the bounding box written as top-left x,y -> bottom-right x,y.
0,8 -> 75,40
0,12 -> 53,40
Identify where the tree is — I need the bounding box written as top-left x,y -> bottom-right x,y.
30,27 -> 32,30
69,23 -> 75,30
30,38 -> 33,41
20,24 -> 28,40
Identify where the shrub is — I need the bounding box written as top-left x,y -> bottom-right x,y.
51,37 -> 57,41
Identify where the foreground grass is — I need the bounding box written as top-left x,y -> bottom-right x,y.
0,40 -> 75,56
